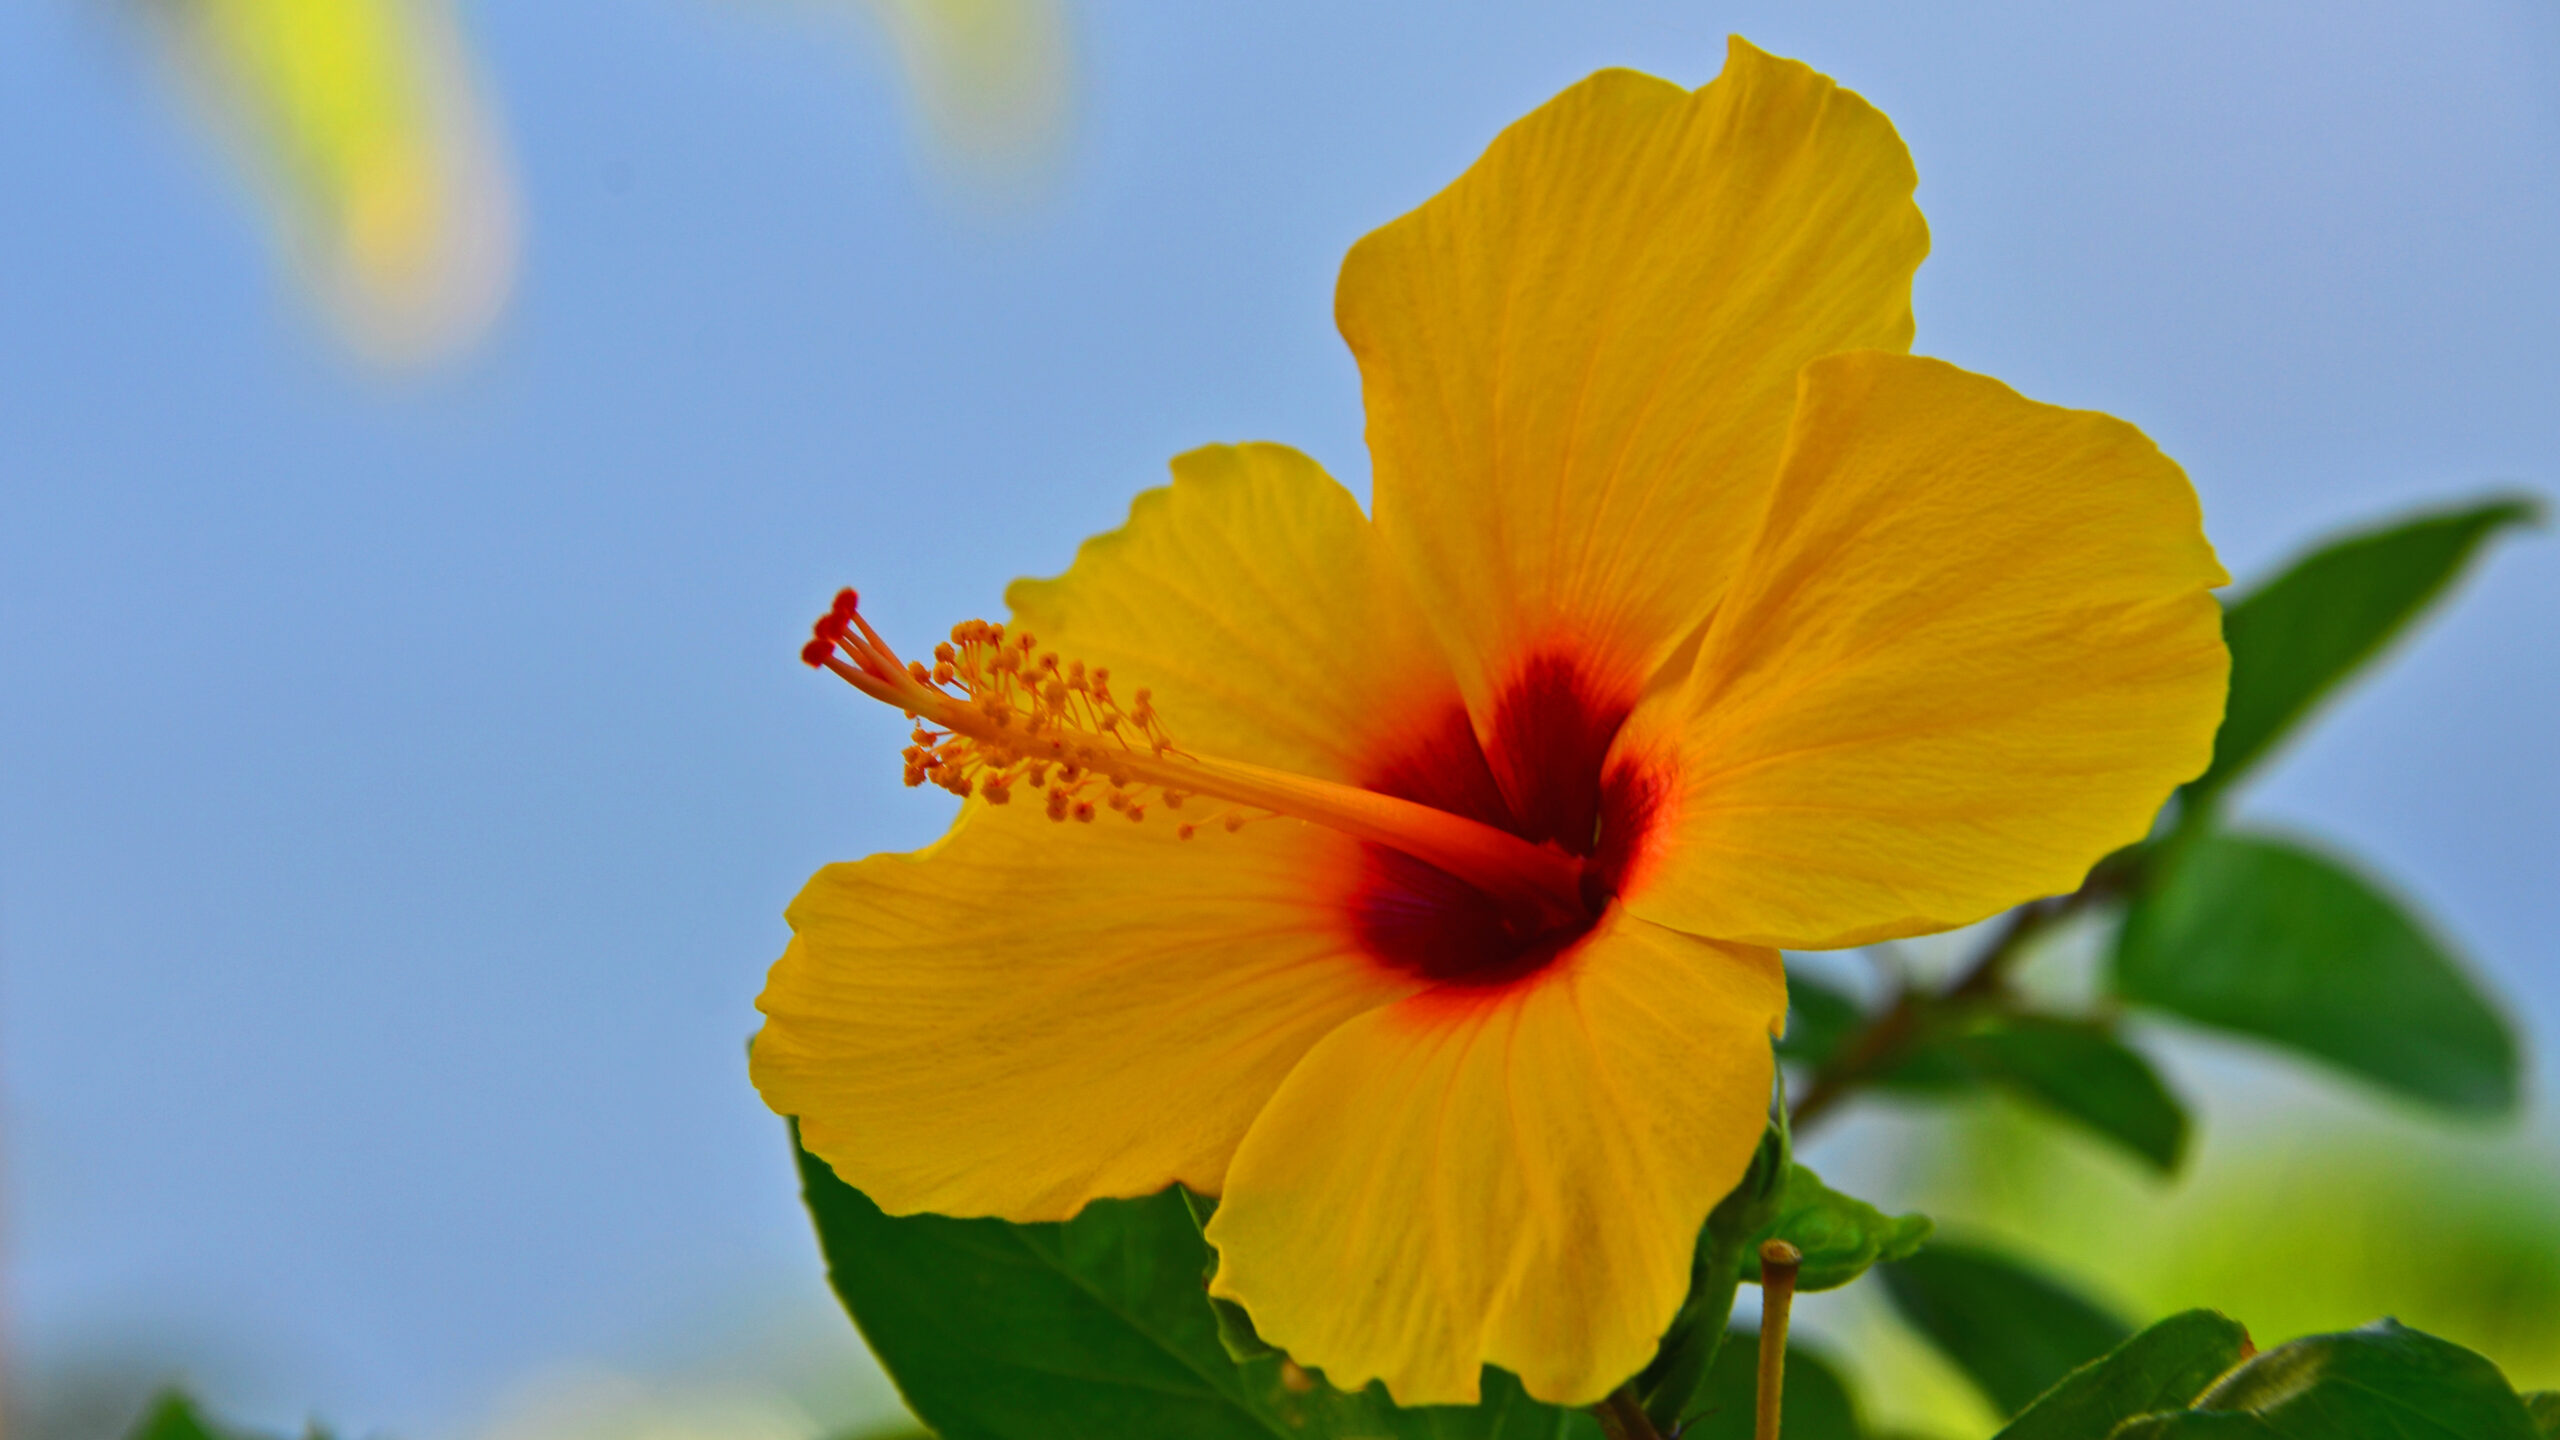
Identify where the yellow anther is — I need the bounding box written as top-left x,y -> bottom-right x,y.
933,642 -> 956,664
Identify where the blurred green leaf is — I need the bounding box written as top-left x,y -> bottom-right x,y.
1881,1243 -> 2133,1417
1737,1164 -> 1930,1293
123,1391 -> 297,1440
1875,1039 -> 1984,1094
127,1392 -> 227,1440
1947,1017 -> 2190,1173
793,1126 -> 1597,1440
2115,829 -> 2518,1114
1643,1117 -> 1791,1430
1680,1335 -> 1863,1440
2189,494 -> 2538,807
1993,1309 -> 2251,1440
1778,972 -> 1865,1068
1776,973 -> 1978,1096
2523,1391 -> 2560,1437
2111,1319 -> 2540,1439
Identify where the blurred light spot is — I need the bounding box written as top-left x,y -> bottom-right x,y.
147,0 -> 519,367
766,0 -> 1074,197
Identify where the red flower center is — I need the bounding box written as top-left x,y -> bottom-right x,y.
1349,652 -> 1663,988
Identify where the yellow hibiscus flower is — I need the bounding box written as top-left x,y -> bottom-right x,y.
753,36 -> 2229,1409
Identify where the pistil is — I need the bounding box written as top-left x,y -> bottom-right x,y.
800,590 -> 1591,930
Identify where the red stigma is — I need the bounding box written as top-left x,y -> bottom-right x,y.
800,637 -> 836,668
831,588 -> 860,618
813,612 -> 850,643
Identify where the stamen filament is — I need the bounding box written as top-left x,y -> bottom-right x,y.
803,592 -> 1590,929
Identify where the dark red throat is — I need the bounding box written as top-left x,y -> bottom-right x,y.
1348,651 -> 1663,988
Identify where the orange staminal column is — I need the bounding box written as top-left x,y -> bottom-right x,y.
799,589 -> 1592,930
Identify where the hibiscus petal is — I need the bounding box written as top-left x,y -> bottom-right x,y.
1005,441 -> 1448,782
1205,912 -> 1783,1406
755,801 -> 1408,1221
1615,351 -> 2230,950
1340,37 -> 1927,709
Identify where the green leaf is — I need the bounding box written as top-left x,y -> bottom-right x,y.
1736,1164 -> 1930,1293
2189,494 -> 2539,807
1944,1017 -> 2190,1173
2110,1319 -> 2540,1440
1992,1309 -> 2251,1440
1641,1116 -> 1790,1430
2523,1391 -> 2560,1437
1880,1243 -> 2132,1417
793,1128 -> 1598,1440
1679,1335 -> 1863,1440
2115,829 -> 2518,1114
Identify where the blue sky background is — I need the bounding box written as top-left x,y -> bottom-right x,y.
3,2 -> 2554,1436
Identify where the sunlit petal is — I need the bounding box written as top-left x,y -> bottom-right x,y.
1341,37 -> 1927,711
1207,912 -> 1783,1406
757,803 -> 1407,1220
1615,352 -> 2229,950
1005,442 -> 1454,783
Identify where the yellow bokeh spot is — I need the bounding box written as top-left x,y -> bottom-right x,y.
159,0 -> 516,364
